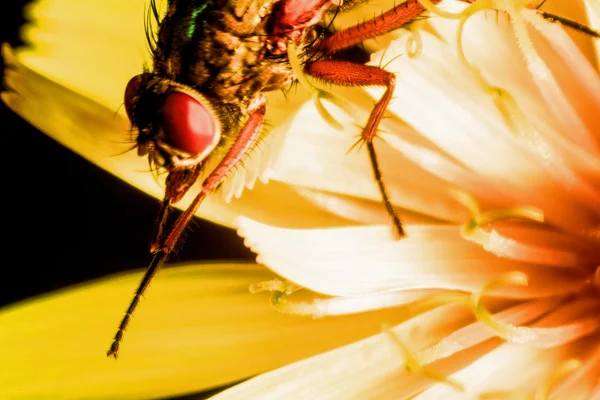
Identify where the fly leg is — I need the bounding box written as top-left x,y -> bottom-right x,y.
302,0 -> 443,237
106,101 -> 266,359
304,61 -> 403,237
149,165 -> 203,252
318,0 -> 442,54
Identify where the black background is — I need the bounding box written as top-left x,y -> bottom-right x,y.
0,1 -> 254,307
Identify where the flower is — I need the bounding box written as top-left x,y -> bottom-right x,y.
2,0 -> 600,399
217,0 -> 600,397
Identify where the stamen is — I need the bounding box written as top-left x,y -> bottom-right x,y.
470,271 -> 540,343
251,279 -> 467,317
468,273 -> 600,347
448,190 -> 582,266
314,91 -> 357,131
384,325 -> 465,393
251,279 -> 317,316
450,189 -> 544,235
421,1 -> 572,166
417,298 -> 562,365
406,27 -> 423,58
287,43 -> 352,131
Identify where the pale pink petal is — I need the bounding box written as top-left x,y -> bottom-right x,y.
522,9 -> 600,147
550,342 -> 600,400
415,339 -> 596,399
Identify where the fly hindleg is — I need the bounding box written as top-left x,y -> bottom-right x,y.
303,0 -> 443,238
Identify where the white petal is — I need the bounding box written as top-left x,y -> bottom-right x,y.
585,0 -> 600,69
294,187 -> 449,225
429,3 -> 600,188
236,218 -> 587,297
270,100 -> 470,222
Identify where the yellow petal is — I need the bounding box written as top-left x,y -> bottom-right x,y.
18,0 -> 157,111
0,263 -> 415,399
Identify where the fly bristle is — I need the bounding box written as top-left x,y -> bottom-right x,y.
144,0 -> 163,58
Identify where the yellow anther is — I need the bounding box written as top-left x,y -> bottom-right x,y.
251,279 -> 318,316
249,278 -> 289,294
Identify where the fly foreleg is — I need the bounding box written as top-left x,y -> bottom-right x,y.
107,101 -> 266,359
149,165 -> 203,252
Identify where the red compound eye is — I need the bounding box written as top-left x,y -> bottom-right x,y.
162,90 -> 218,155
124,74 -> 144,121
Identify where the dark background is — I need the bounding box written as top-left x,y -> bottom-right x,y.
0,1 -> 254,307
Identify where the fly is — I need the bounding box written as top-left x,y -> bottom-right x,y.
107,0 -> 600,358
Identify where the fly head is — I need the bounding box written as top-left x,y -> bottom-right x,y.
124,73 -> 222,173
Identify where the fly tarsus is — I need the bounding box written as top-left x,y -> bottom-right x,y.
106,250 -> 167,359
